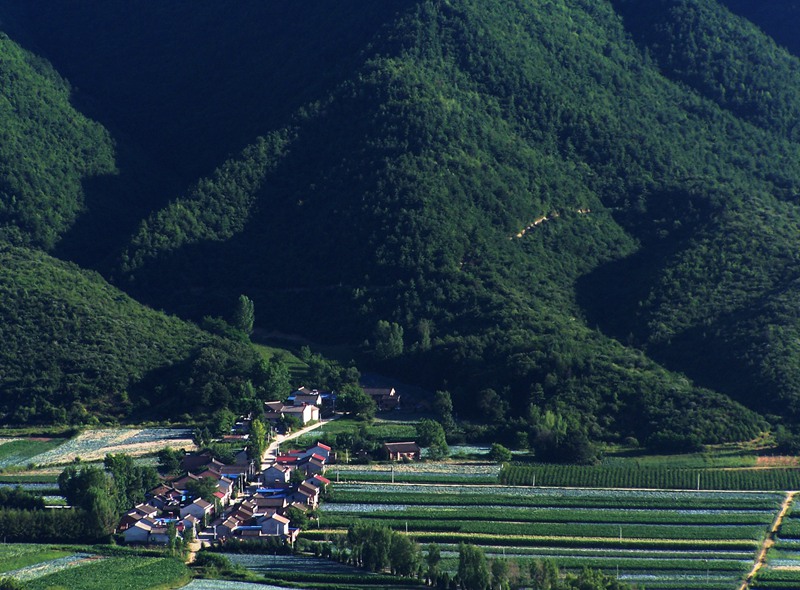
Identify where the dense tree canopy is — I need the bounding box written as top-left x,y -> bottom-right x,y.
2,0 -> 800,450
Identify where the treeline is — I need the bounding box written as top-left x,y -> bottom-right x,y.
306,526 -> 634,590
0,507 -> 101,543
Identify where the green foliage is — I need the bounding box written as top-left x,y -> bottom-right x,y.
0,486 -> 44,510
416,418 -> 449,459
104,453 -> 159,510
232,294 -> 255,335
338,384 -> 377,421
489,443 -> 512,463
457,543 -> 490,590
374,320 -> 404,360
346,522 -> 420,577
0,246 -> 211,424
5,0 -> 800,451
186,476 -> 218,503
0,34 -> 115,249
247,419 -> 268,468
157,447 -> 183,475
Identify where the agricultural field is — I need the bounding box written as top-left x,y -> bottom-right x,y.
329,462 -> 500,484
0,438 -> 65,469
23,555 -> 190,590
312,481 -> 786,589
182,581 -> 296,590
752,495 -> 800,589
0,544 -> 77,575
501,463 -> 800,490
26,428 -> 195,465
219,553 -> 422,589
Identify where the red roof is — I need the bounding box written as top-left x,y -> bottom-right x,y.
213,491 -> 225,499
276,456 -> 299,463
315,443 -> 331,451
313,475 -> 331,485
311,453 -> 327,462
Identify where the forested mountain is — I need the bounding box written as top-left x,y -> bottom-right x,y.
718,0 -> 800,56
2,0 -> 800,449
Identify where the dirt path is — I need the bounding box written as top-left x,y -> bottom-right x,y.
262,417 -> 335,464
739,490 -> 796,590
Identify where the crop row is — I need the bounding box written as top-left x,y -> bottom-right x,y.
329,488 -> 783,510
752,566 -> 800,589
434,544 -> 754,560
328,471 -> 499,484
317,515 -> 766,540
305,529 -> 759,551
322,505 -> 773,525
501,463 -> 800,490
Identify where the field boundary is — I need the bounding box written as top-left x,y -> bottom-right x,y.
739,490 -> 797,590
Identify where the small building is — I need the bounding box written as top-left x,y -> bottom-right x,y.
122,518 -> 155,544
180,498 -> 214,521
363,387 -> 401,411
264,401 -> 320,425
301,442 -> 331,461
263,463 -> 291,484
281,404 -> 320,425
259,512 -> 290,536
384,441 -> 421,461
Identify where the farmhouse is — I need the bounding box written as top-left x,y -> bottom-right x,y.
264,401 -> 320,425
363,387 -> 401,411
180,497 -> 214,520
384,441 -> 421,461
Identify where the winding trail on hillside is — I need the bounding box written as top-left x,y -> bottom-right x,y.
739,490 -> 796,590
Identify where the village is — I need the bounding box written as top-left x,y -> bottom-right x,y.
115,385 -> 418,547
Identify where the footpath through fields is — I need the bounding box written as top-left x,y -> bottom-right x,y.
739,490 -> 797,590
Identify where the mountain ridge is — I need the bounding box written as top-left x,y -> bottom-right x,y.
1,0 -> 799,449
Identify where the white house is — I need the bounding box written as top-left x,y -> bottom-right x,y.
259,513 -> 290,536
122,518 -> 155,544
180,498 -> 214,521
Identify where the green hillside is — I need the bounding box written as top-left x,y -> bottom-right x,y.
0,33 -> 115,249
719,0 -> 800,56
0,246 -> 203,423
2,0 -> 800,449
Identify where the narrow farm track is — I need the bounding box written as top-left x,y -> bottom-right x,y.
263,416 -> 335,464
739,490 -> 796,590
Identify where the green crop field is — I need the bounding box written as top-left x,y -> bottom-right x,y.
316,480 -> 786,589
0,544 -> 75,575
501,463 -> 800,490
24,556 -> 190,590
0,438 -> 65,470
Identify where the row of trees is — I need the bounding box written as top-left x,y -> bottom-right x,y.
320,526 -> 633,590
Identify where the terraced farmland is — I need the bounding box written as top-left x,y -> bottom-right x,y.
315,482 -> 786,590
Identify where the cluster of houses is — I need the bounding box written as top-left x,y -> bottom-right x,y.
118,441 -> 331,546
263,387 -> 336,426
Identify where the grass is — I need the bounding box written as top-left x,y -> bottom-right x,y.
0,545 -> 75,574
25,556 -> 190,590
